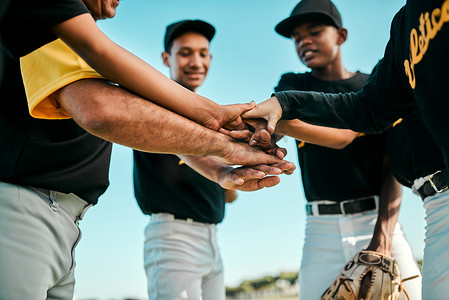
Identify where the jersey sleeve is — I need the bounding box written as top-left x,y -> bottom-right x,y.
20,39 -> 104,119
274,41 -> 416,134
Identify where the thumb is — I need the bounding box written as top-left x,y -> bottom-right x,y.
232,101 -> 256,116
266,114 -> 279,135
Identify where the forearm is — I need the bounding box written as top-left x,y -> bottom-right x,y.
275,90 -> 394,134
54,79 -> 226,156
55,79 -> 285,166
51,14 -> 218,126
274,58 -> 416,134
367,172 -> 402,256
276,119 -> 358,149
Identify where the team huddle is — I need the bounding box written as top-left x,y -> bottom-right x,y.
1,0 -> 448,299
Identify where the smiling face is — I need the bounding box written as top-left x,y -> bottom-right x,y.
291,21 -> 346,71
82,0 -> 120,20
162,32 -> 211,92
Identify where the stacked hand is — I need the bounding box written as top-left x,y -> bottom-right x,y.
201,97 -> 294,190
218,161 -> 296,192
217,97 -> 284,157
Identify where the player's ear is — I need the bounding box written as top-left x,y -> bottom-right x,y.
336,27 -> 348,45
162,51 -> 170,67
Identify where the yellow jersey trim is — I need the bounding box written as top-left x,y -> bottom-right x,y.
20,39 -> 104,120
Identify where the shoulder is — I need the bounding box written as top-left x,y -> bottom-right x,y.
279,72 -> 310,82
275,72 -> 311,92
353,71 -> 370,82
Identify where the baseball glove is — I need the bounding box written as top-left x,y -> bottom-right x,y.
321,250 -> 416,300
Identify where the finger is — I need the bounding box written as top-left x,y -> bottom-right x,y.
227,173 -> 245,186
257,176 -> 281,188
248,130 -> 261,147
255,129 -> 273,149
244,119 -> 269,148
223,129 -> 253,141
266,115 -> 279,135
276,147 -> 287,159
218,128 -> 231,135
224,101 -> 256,125
251,165 -> 282,175
237,100 -> 256,114
282,169 -> 295,175
235,176 -> 280,191
232,168 -> 267,179
270,162 -> 296,175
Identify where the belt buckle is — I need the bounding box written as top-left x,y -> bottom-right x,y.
340,200 -> 349,215
429,170 -> 448,194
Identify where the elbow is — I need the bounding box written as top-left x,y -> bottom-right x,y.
57,80 -> 115,135
333,139 -> 353,149
330,133 -> 358,149
74,103 -> 112,135
332,143 -> 349,150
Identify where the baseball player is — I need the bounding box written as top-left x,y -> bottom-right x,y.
133,20 -> 234,300
241,0 -> 449,298
272,1 -> 421,299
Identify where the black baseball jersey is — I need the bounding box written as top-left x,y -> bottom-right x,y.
274,0 -> 449,183
387,111 -> 445,188
1,0 -> 89,58
0,1 -> 112,204
133,152 -> 225,224
275,72 -> 386,202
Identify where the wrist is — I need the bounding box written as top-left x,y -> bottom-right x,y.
195,97 -> 221,130
208,132 -> 232,158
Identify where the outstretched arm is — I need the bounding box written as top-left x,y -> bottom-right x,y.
51,13 -> 249,131
54,79 -> 289,166
276,119 -> 359,149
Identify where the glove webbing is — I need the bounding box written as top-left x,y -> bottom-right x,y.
398,274 -> 420,300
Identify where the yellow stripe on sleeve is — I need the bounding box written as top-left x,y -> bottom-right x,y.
20,39 -> 104,120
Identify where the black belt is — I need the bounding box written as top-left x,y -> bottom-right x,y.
306,196 -> 377,216
416,169 -> 448,200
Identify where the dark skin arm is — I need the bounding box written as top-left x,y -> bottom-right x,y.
359,169 -> 403,300
51,13 -> 250,131
54,79 -> 290,166
366,171 -> 402,257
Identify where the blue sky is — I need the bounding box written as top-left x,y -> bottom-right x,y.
73,1 -> 425,299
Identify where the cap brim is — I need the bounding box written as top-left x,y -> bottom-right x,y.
275,13 -> 340,38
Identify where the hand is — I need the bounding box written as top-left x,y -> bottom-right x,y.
218,163 -> 295,191
241,96 -> 283,134
218,135 -> 294,167
220,118 -> 287,159
202,101 -> 256,131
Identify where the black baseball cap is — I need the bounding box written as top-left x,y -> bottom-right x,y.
275,0 -> 342,38
164,19 -> 215,51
